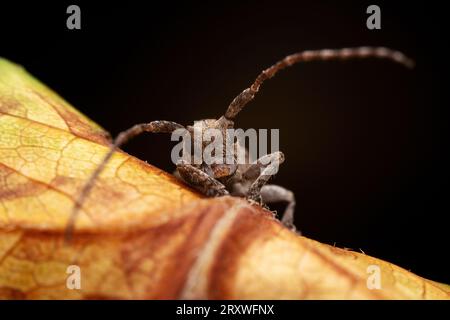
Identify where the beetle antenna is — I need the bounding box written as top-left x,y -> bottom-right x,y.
64,121 -> 184,244
224,47 -> 414,120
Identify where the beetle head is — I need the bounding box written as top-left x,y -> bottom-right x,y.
185,117 -> 237,179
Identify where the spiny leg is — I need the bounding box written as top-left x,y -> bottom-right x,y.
260,184 -> 296,231
223,47 -> 414,120
246,151 -> 285,201
176,161 -> 229,197
65,120 -> 184,243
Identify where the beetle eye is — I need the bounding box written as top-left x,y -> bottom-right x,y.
211,164 -> 236,178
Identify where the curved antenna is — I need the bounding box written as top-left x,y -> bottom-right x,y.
224,47 -> 414,120
64,121 -> 184,244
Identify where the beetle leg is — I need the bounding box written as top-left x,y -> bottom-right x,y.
260,184 -> 296,231
176,161 -> 229,197
246,151 -> 285,201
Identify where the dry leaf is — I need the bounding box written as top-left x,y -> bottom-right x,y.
0,58 -> 448,300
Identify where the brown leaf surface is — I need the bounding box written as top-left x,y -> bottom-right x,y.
0,58 -> 448,299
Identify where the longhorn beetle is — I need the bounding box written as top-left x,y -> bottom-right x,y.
65,47 -> 414,242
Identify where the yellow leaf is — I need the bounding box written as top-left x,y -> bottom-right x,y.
0,58 -> 448,299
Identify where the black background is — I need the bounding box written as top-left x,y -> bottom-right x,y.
1,1 -> 448,284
